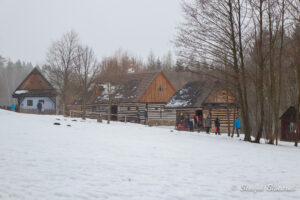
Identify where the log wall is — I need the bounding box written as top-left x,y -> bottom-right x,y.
86,103 -> 176,123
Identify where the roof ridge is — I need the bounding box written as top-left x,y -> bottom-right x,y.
13,67 -> 56,93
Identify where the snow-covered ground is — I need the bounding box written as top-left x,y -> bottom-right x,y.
0,109 -> 299,200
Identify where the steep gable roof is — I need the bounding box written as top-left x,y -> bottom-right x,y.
280,106 -> 297,121
90,71 -> 172,104
12,68 -> 56,97
165,80 -> 237,108
165,81 -> 213,108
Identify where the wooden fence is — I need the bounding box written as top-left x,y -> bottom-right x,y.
69,110 -> 139,123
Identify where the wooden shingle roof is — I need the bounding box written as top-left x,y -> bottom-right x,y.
90,71 -> 163,104
165,80 -> 237,108
12,67 -> 56,98
165,81 -> 213,108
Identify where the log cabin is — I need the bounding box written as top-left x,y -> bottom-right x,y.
86,71 -> 177,124
12,68 -> 57,114
280,106 -> 300,142
165,81 -> 238,133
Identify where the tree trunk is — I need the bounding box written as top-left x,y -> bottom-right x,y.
107,82 -> 111,124
82,94 -> 87,120
296,65 -> 300,147
268,3 -> 275,145
237,0 -> 251,141
274,0 -> 285,146
255,0 -> 265,143
228,0 -> 251,141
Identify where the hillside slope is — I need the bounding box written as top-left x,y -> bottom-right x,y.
0,109 -> 299,199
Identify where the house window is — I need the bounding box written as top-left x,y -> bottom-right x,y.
27,100 -> 33,106
158,86 -> 163,92
127,107 -> 130,111
289,122 -> 295,133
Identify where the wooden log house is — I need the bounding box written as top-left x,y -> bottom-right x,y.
12,68 -> 57,114
86,71 -> 177,124
165,81 -> 238,133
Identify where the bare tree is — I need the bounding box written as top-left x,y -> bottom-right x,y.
73,45 -> 100,120
146,51 -> 157,70
273,0 -> 286,145
98,50 -> 143,83
162,51 -> 174,70
175,0 -> 252,141
285,0 -> 300,146
292,24 -> 300,146
286,0 -> 300,23
249,0 -> 268,143
44,31 -> 79,116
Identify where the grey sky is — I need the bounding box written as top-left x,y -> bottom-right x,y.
0,0 -> 182,65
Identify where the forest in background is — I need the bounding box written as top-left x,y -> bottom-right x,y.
0,45 -> 187,107
0,56 -> 33,106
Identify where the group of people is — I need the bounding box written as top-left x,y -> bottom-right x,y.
177,112 -> 241,136
10,101 -> 45,114
204,116 -> 221,135
178,113 -> 203,132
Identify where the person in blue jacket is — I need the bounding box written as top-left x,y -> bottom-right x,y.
11,104 -> 16,111
234,117 -> 241,137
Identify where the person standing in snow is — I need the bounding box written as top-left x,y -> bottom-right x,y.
137,111 -> 141,124
144,109 -> 148,125
214,117 -> 221,135
37,102 -> 42,114
234,117 -> 241,137
178,112 -> 185,130
205,115 -> 211,134
186,114 -> 190,131
189,115 -> 194,132
41,102 -> 45,114
11,104 -> 16,112
193,114 -> 198,130
198,114 -> 203,131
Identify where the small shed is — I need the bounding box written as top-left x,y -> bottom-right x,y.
165,80 -> 238,133
280,106 -> 300,142
12,68 -> 57,114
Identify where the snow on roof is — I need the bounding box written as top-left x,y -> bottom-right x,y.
91,71 -> 161,104
14,90 -> 29,94
165,81 -> 213,108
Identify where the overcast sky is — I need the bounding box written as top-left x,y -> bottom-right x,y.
0,0 -> 182,65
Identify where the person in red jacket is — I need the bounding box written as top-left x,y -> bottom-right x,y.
178,112 -> 185,130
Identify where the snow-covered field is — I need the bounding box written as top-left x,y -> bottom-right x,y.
0,109 -> 299,200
